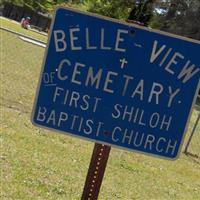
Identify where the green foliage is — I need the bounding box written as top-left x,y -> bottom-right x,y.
149,13 -> 165,29
0,0 -> 23,6
152,0 -> 200,40
87,0 -> 136,20
128,0 -> 156,26
34,0 -> 55,12
87,0 -> 156,26
86,0 -> 200,40
0,0 -> 55,12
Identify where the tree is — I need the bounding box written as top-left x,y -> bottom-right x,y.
151,0 -> 200,40
88,0 -> 137,20
88,0 -> 156,26
128,0 -> 156,26
0,0 -> 55,12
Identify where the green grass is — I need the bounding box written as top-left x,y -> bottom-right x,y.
1,19 -> 200,200
0,17 -> 48,42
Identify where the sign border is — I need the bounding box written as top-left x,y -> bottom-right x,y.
31,6 -> 200,160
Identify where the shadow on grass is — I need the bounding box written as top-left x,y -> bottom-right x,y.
183,152 -> 200,165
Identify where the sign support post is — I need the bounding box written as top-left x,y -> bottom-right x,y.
81,143 -> 111,200
184,111 -> 200,154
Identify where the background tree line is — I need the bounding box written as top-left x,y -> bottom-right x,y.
1,0 -> 200,40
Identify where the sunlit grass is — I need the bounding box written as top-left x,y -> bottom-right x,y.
0,17 -> 48,42
1,19 -> 200,200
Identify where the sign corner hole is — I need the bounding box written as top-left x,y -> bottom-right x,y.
129,29 -> 136,37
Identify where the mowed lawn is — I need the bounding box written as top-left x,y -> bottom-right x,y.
1,19 -> 200,200
0,17 -> 47,42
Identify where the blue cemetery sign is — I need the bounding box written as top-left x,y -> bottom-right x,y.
32,7 -> 200,159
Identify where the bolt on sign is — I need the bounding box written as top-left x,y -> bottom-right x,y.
32,7 -> 200,160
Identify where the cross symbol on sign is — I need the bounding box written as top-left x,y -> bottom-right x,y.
120,58 -> 128,69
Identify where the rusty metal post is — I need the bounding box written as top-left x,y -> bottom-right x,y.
81,143 -> 111,200
184,111 -> 200,154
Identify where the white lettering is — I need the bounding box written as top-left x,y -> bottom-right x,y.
148,82 -> 164,104
122,129 -> 133,144
144,135 -> 155,150
57,59 -> 71,81
86,28 -> 97,49
156,137 -> 166,152
71,62 -> 85,85
115,29 -> 128,52
84,120 -> 93,135
149,113 -> 160,128
69,28 -> 82,50
178,60 -> 200,83
58,112 -> 68,127
85,67 -> 102,89
46,110 -> 56,125
166,140 -> 177,155
53,87 -> 64,102
165,52 -> 184,74
160,115 -> 172,131
54,30 -> 67,52
112,127 -> 121,142
100,28 -> 111,50
168,87 -> 180,108
112,104 -> 122,119
36,107 -> 46,122
150,40 -> 166,63
131,79 -> 144,100
103,71 -> 118,93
